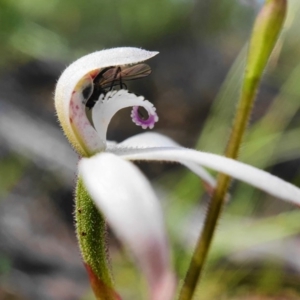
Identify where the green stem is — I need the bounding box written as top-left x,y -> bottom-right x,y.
76,177 -> 115,300
179,1 -> 287,299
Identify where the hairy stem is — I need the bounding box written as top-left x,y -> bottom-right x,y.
76,177 -> 116,300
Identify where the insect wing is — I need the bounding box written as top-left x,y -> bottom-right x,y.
120,64 -> 152,81
96,67 -> 120,87
97,64 -> 152,88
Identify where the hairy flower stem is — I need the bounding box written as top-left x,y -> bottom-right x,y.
76,177 -> 115,300
179,1 -> 287,299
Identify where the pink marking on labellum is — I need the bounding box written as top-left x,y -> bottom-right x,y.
131,105 -> 158,129
69,88 -> 104,154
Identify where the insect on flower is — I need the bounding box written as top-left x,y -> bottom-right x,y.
84,63 -> 152,109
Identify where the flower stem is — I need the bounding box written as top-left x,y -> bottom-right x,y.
179,1 -> 287,299
76,177 -> 116,300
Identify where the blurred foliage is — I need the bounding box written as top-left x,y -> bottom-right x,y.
0,0 -> 192,65
1,0 -> 300,299
0,0 -> 259,67
0,154 -> 27,198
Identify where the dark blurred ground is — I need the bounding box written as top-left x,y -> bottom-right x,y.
1,0 -> 300,299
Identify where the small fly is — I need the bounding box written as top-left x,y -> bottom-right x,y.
84,63 -> 151,109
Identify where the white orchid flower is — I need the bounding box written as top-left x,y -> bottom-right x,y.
54,47 -> 300,300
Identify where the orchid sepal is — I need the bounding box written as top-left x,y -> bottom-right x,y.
109,146 -> 300,206
79,153 -> 176,300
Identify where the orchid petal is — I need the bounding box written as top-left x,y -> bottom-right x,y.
92,90 -> 158,142
79,153 -> 175,300
115,132 -> 216,189
54,48 -> 158,156
111,147 -> 300,205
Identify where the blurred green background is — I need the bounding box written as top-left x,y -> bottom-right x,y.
1,0 -> 300,299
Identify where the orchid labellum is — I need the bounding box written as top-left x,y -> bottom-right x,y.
54,47 -> 300,300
